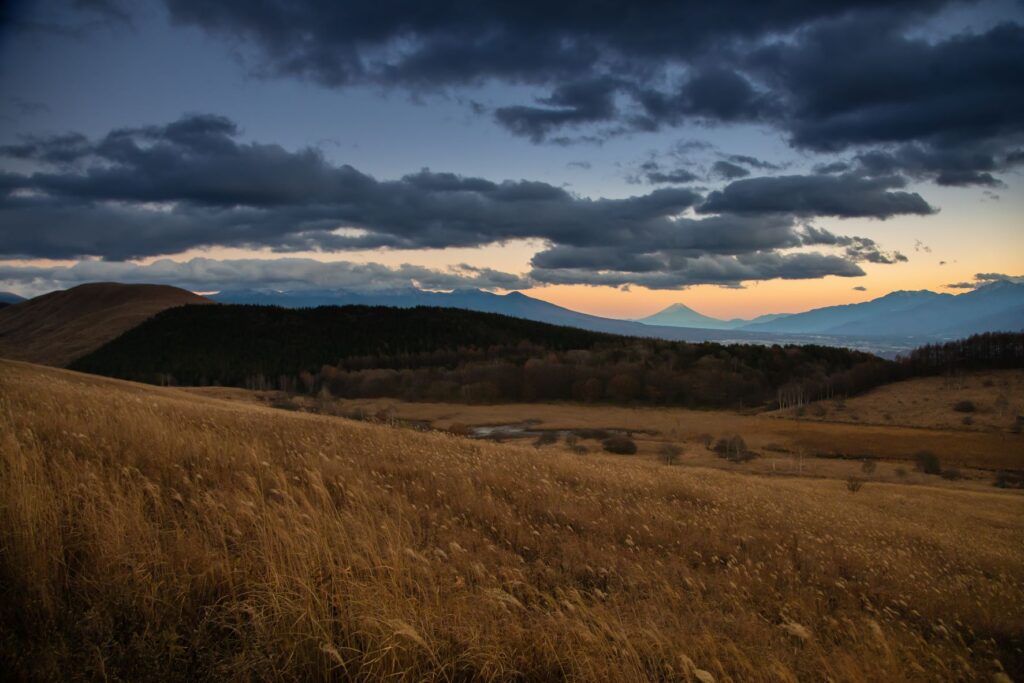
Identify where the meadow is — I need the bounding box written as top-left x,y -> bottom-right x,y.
194,369 -> 1024,483
2,359 -> 1023,681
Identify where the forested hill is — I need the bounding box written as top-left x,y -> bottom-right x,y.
71,303 -> 895,409
73,304 -> 608,383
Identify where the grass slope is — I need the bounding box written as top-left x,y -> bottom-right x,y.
1,360 -> 1022,681
0,282 -> 211,366
774,369 -> 1024,433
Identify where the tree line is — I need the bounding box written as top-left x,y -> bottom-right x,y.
71,304 -> 1022,410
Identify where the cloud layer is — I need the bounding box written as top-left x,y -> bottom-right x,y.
0,257 -> 533,297
0,114 -> 918,290
157,0 -> 1024,186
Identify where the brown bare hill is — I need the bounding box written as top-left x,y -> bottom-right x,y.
0,282 -> 211,366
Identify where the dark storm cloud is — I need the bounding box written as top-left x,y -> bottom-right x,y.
633,67 -> 775,131
853,144 -> 1015,187
1,0 -> 132,36
699,174 -> 935,218
530,252 -> 865,290
0,258 -> 533,295
644,169 -> 701,185
526,213 -> 878,288
801,226 -> 908,265
494,77 -> 622,143
711,161 -> 750,180
723,154 -> 780,171
161,0 -> 938,88
813,161 -> 852,174
0,114 -> 909,288
750,19 -> 1024,183
0,114 -> 707,258
0,133 -> 91,164
756,21 -> 1024,151
156,0 -> 1024,187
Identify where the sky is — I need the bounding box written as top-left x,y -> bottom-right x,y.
0,0 -> 1021,319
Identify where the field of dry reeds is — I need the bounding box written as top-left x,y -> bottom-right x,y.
2,360 -> 1022,681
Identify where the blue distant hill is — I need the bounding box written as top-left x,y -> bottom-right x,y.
210,287 -> 781,343
0,291 -> 25,305
738,281 -> 1024,337
209,281 -> 1024,356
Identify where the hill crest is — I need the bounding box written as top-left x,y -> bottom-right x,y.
0,282 -> 211,366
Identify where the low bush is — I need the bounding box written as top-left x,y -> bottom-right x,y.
940,467 -> 962,481
713,435 -> 755,463
533,431 -> 559,447
601,434 -> 637,455
913,450 -> 942,475
269,396 -> 302,411
994,470 -> 1024,488
846,477 -> 865,493
953,400 -> 976,413
447,422 -> 470,437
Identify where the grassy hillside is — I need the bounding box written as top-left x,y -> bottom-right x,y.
773,369 -> 1024,433
2,360 -> 1022,681
0,282 -> 211,366
71,303 -> 891,409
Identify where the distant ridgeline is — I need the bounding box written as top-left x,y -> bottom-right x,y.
72,304 -> 900,409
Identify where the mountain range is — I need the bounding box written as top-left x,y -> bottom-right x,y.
210,287 -> 779,344
213,281 -> 1024,347
736,281 -> 1024,338
1,281 -> 1020,367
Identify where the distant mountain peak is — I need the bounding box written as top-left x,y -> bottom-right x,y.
661,302 -> 699,313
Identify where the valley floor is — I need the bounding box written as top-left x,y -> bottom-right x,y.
2,360 -> 1023,681
192,377 -> 1024,489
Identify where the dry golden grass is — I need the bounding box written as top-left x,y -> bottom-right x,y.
772,370 -> 1024,433
219,390 -> 1024,473
3,360 -> 1024,681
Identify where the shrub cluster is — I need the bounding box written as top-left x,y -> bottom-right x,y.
601,434 -> 638,455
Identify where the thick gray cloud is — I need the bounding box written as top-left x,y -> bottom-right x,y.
711,161 -> 750,180
0,257 -> 533,298
723,154 -> 780,171
699,173 -> 935,218
531,252 -> 865,290
147,1 -> 1024,187
160,0 -> 938,88
854,144 -> 1015,187
526,217 -> 898,288
643,168 -> 701,185
0,115 -> 705,259
801,226 -> 908,265
494,77 -> 622,143
0,114 -> 908,290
